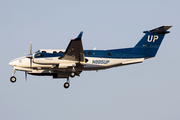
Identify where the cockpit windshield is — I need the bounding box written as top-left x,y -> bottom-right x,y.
34,50 -> 40,53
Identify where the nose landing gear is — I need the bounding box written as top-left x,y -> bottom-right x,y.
10,68 -> 17,83
10,76 -> 16,83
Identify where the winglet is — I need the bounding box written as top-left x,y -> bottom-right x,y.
73,31 -> 83,40
59,31 -> 84,61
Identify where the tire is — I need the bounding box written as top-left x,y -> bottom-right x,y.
10,76 -> 16,83
70,72 -> 75,78
64,82 -> 70,89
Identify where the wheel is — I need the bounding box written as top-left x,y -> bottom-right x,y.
70,72 -> 75,78
64,82 -> 70,89
10,76 -> 16,83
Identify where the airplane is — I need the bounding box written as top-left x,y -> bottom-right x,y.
9,26 -> 172,89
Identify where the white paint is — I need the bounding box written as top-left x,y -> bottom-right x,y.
9,55 -> 145,73
147,35 -> 159,42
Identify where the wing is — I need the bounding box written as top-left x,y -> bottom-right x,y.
59,32 -> 85,64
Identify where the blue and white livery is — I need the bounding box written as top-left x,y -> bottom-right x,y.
9,26 -> 172,88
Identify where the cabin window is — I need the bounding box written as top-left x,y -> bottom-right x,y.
83,52 -> 86,55
53,51 -> 57,54
88,52 -> 92,56
59,51 -> 63,54
108,53 -> 112,56
42,51 -> 46,53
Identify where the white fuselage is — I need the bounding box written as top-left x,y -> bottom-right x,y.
9,49 -> 145,74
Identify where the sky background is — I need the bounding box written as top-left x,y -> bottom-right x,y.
0,0 -> 180,120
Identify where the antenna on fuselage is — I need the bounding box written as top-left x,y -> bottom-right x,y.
93,47 -> 97,50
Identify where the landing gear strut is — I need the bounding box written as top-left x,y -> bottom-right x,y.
10,68 -> 17,83
64,77 -> 70,89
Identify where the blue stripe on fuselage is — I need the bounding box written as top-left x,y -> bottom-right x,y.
34,48 -> 150,59
83,48 -> 150,58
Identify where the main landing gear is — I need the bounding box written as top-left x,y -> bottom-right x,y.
70,67 -> 76,78
64,77 -> 70,89
64,68 -> 75,88
70,72 -> 75,78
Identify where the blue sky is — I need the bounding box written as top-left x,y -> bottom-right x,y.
0,0 -> 180,120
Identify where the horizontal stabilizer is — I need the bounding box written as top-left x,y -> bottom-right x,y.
144,26 -> 172,34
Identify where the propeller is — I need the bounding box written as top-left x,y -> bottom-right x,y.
26,42 -> 33,68
30,42 -> 32,67
25,71 -> 27,82
30,42 -> 32,55
24,42 -> 33,82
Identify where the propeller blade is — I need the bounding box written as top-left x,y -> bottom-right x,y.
25,71 -> 27,82
29,42 -> 33,68
30,42 -> 32,55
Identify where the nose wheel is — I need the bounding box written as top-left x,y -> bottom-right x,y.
10,76 -> 17,83
10,68 -> 17,83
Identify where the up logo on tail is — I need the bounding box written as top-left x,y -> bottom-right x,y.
147,35 -> 158,42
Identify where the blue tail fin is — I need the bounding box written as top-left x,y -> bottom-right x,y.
131,26 -> 172,57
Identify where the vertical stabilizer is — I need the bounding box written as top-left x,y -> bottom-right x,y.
131,26 -> 172,57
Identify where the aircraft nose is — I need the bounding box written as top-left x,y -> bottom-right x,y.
9,56 -> 26,67
9,61 -> 15,66
9,58 -> 19,66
